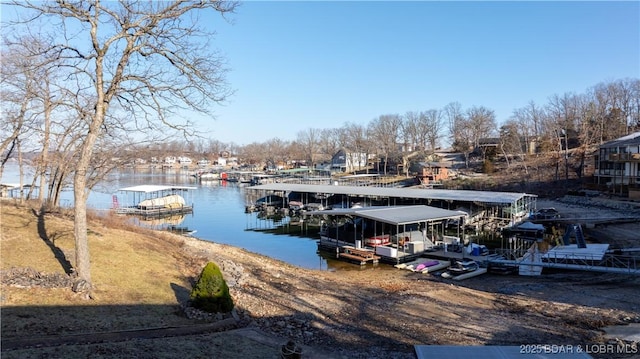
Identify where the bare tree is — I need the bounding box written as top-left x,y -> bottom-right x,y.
444,102 -> 463,143
6,1 -> 237,295
239,142 -> 268,168
0,37 -> 38,181
402,111 -> 421,150
510,104 -> 537,151
422,109 -> 444,152
257,138 -> 287,170
318,128 -> 341,161
499,120 -> 525,172
466,105 -> 497,153
368,114 -> 402,174
296,128 -> 320,169
546,93 -> 582,180
342,122 -> 370,173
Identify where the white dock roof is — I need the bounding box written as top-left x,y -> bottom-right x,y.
117,185 -> 197,193
306,205 -> 466,226
0,183 -> 21,189
250,183 -> 535,204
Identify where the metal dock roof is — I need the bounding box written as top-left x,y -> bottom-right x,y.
306,205 -> 466,226
250,183 -> 535,204
117,185 -> 197,193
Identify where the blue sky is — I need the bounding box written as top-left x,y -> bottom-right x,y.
1,1 -> 637,146
201,1 -> 639,145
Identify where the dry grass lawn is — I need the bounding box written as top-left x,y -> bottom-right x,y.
0,200 -> 208,335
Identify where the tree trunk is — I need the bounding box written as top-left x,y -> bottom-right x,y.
73,152 -> 94,294
0,140 -> 17,180
17,138 -> 24,203
52,174 -> 65,207
73,168 -> 91,290
39,99 -> 52,204
72,120 -> 103,295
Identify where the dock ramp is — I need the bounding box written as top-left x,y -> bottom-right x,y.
562,224 -> 586,248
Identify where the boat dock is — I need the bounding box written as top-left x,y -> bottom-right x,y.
338,246 -> 380,265
490,243 -> 640,276
115,205 -> 193,217
114,185 -> 196,217
309,205 -> 468,265
248,182 -> 538,230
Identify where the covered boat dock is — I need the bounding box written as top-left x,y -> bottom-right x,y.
305,205 -> 467,264
248,183 -> 537,230
114,185 -> 196,218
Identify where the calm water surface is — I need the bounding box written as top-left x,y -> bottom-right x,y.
4,165 -> 379,271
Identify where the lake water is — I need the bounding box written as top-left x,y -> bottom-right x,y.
2,164 -> 361,271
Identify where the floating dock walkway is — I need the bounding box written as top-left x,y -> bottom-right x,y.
338,246 -> 380,265
489,243 -> 640,276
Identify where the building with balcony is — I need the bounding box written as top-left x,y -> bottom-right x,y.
595,131 -> 640,198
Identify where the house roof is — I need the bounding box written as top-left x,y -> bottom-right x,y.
478,137 -> 501,146
419,161 -> 452,168
599,131 -> 640,149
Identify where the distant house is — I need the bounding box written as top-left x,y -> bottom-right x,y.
197,159 -> 211,167
476,138 -> 501,155
177,156 -> 192,164
594,131 -> 640,198
331,149 -> 368,173
417,161 -> 451,184
477,136 -> 540,157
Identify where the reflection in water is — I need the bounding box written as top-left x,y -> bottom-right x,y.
136,214 -> 186,227
128,214 -> 197,236
3,165 -> 387,271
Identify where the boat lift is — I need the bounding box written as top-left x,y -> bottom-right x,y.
489,242 -> 640,276
113,185 -> 197,218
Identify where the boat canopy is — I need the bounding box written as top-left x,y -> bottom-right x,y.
306,205 -> 466,226
117,185 -> 197,193
251,183 -> 535,204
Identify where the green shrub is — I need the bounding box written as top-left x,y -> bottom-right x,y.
189,262 -> 234,313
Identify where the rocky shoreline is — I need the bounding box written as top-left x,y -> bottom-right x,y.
2,199 -> 639,359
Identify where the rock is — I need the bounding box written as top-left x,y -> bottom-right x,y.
0,267 -> 74,289
72,279 -> 91,293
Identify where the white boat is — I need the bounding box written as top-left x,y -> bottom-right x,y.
395,259 -> 450,273
289,201 -> 305,211
138,194 -> 185,210
447,259 -> 479,275
198,172 -> 220,180
114,185 -> 196,217
441,259 -> 487,280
